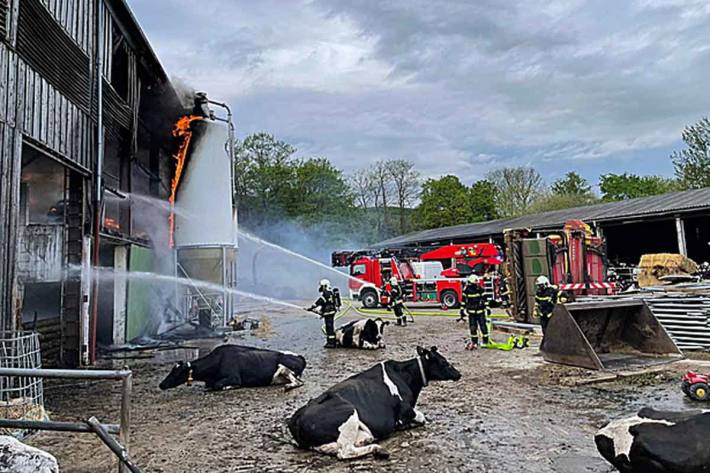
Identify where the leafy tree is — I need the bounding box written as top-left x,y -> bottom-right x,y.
234,133 -> 296,227
487,167 -> 544,217
672,117 -> 710,189
599,173 -> 680,201
469,179 -> 499,221
552,172 -> 592,196
526,171 -> 599,212
415,175 -> 473,229
234,133 -> 356,236
528,193 -> 598,213
289,158 -> 355,224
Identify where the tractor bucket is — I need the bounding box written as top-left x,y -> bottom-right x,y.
541,300 -> 683,371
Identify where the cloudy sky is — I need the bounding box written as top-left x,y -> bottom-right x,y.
128,0 -> 710,187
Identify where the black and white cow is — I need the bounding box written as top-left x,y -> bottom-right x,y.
159,344 -> 306,391
335,318 -> 389,349
595,407 -> 710,472
287,346 -> 461,459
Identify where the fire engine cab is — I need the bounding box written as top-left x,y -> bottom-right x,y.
331,243 -> 504,309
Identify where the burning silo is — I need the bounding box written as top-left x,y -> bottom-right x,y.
171,96 -> 238,328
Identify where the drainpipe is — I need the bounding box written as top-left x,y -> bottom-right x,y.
89,0 -> 104,364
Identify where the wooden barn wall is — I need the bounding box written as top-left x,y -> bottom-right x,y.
38,0 -> 94,55
0,42 -> 23,330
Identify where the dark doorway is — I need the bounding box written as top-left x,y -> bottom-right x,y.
603,219 -> 678,265
684,215 -> 710,264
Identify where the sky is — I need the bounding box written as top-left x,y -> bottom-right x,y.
128,0 -> 710,187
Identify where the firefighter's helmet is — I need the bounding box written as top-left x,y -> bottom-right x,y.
319,279 -> 331,290
389,277 -> 399,286
535,275 -> 550,288
467,274 -> 480,284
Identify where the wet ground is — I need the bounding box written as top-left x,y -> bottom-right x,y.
27,306 -> 708,472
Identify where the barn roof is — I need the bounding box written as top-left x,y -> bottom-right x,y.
375,187 -> 710,248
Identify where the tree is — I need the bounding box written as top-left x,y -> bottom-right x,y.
528,171 -> 599,212
552,172 -> 592,196
487,167 -> 544,217
234,133 -> 296,228
415,175 -> 473,229
672,117 -> 710,189
289,158 -> 355,225
387,160 -> 421,234
233,133 -> 357,237
370,161 -> 394,236
599,173 -> 680,201
469,180 -> 498,221
528,193 -> 598,213
349,168 -> 375,209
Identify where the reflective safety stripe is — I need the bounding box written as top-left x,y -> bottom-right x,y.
536,296 -> 552,301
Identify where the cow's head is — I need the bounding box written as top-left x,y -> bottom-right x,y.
417,346 -> 461,382
373,318 -> 390,348
159,361 -> 193,390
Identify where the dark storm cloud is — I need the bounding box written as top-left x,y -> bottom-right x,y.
129,0 -> 710,183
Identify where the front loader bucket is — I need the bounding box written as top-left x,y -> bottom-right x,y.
541,300 -> 682,371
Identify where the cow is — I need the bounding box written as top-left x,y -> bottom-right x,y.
595,407 -> 710,472
335,318 -> 389,349
287,346 -> 461,459
159,344 -> 306,391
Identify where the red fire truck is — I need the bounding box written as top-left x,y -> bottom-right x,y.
331,243 -> 504,309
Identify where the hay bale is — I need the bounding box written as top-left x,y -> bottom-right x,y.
0,398 -> 48,437
638,253 -> 699,287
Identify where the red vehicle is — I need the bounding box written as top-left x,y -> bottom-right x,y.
682,371 -> 709,401
331,244 -> 504,309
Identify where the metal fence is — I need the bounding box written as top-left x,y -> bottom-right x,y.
0,367 -> 137,473
0,331 -> 46,438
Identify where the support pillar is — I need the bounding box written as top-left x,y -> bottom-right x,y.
113,246 -> 128,345
676,217 -> 687,256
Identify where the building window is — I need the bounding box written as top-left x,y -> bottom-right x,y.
111,21 -> 129,100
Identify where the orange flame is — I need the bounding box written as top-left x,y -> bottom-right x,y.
169,115 -> 204,247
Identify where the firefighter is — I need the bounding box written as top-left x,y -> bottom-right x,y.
499,275 -> 511,307
461,274 -> 489,350
534,275 -> 558,335
385,277 -> 407,326
305,279 -> 341,348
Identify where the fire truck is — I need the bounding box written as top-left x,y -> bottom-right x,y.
331,243 -> 504,309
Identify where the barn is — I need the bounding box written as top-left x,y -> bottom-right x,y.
376,187 -> 710,266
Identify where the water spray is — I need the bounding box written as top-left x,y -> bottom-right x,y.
237,230 -> 362,285
71,265 -> 302,310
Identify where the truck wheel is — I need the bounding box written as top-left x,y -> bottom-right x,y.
440,290 -> 459,309
361,290 -> 379,309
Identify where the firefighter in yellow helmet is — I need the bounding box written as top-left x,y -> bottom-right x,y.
461,274 -> 490,350
534,275 -> 558,335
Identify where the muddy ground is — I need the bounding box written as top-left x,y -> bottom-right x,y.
27,307 -> 708,472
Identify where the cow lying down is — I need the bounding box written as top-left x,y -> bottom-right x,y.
595,407 -> 710,472
159,344 -> 306,391
335,318 -> 389,349
288,346 -> 461,459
